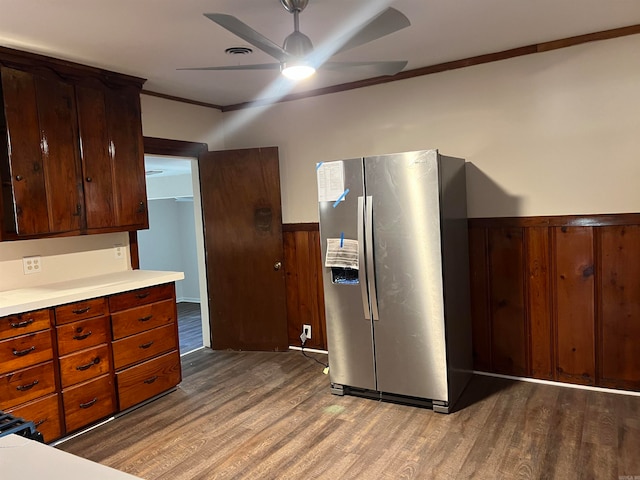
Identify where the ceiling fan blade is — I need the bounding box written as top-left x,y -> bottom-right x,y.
178,63 -> 281,71
334,7 -> 410,55
204,13 -> 290,62
323,60 -> 408,76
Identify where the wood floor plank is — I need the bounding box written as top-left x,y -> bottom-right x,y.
57,349 -> 640,480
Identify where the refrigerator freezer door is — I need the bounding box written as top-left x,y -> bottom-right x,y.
318,158 -> 376,391
364,150 -> 449,401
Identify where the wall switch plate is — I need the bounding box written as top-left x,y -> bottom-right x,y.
114,244 -> 124,259
23,256 -> 42,275
303,324 -> 311,340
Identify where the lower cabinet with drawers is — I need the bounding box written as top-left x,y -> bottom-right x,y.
0,282 -> 181,443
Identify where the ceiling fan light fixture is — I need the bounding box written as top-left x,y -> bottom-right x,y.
281,62 -> 316,80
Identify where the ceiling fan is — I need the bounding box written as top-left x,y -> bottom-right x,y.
180,0 -> 411,80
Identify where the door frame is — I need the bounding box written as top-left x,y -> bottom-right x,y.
133,136 -> 210,346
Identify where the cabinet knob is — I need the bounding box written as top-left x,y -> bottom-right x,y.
15,175 -> 23,181
86,177 -> 92,182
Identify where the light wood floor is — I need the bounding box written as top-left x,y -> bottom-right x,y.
57,349 -> 640,479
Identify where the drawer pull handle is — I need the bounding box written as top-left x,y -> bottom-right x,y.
76,357 -> 101,371
139,341 -> 154,349
72,307 -> 91,315
73,330 -> 93,341
10,319 -> 35,329
138,315 -> 153,322
34,418 -> 47,427
13,346 -> 36,357
136,292 -> 150,299
16,380 -> 39,391
79,397 -> 98,409
144,376 -> 158,384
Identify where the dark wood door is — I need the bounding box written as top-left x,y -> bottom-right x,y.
77,83 -> 147,230
0,67 -> 83,236
199,147 -> 288,351
76,83 -> 116,229
105,86 -> 147,229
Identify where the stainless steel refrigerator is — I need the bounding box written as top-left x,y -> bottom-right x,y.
317,149 -> 472,413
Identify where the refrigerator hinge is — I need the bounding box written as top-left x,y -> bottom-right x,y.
330,383 -> 345,396
432,400 -> 450,414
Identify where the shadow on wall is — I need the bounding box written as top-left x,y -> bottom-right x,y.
465,163 -> 522,218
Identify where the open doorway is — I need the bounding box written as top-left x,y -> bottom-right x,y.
137,154 -> 210,355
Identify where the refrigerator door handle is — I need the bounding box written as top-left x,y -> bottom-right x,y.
358,196 -> 370,320
366,196 -> 380,321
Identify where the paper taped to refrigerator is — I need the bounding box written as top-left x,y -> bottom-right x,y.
325,238 -> 359,269
317,161 -> 345,202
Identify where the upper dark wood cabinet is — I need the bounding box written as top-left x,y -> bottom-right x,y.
76,83 -> 147,230
0,46 -> 147,240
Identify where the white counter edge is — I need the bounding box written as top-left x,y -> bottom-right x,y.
0,270 -> 185,317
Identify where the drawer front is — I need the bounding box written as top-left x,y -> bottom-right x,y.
55,297 -> 108,325
0,309 -> 52,341
116,350 -> 181,411
59,344 -> 112,388
112,323 -> 177,370
56,316 -> 110,356
109,283 -> 174,312
0,361 -> 56,409
0,330 -> 53,374
62,374 -> 116,433
7,393 -> 62,443
111,299 -> 176,340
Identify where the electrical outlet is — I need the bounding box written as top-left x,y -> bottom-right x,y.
303,324 -> 311,340
114,244 -> 124,259
23,256 -> 42,275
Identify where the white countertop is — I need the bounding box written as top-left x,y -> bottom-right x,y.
0,270 -> 184,317
0,434 -> 143,479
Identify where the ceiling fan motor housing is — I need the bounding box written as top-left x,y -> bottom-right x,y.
283,30 -> 314,56
280,0 -> 309,13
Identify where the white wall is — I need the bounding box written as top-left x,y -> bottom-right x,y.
140,95 -> 224,149
0,232 -> 130,291
3,35 -> 639,292
137,198 -> 199,302
221,34 -> 640,221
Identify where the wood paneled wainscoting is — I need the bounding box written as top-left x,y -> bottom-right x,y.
283,223 -> 327,350
283,216 -> 640,393
469,214 -> 640,391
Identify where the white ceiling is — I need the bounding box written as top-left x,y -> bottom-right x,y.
2,1 -> 640,108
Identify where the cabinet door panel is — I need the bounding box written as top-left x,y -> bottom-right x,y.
0,67 -> 48,235
0,330 -> 53,374
34,75 -> 83,233
59,344 -> 111,388
0,361 -> 56,409
116,351 -> 181,411
6,393 -> 62,443
76,84 -> 116,229
62,374 -> 115,432
106,87 -> 147,228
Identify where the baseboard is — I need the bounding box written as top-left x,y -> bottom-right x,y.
177,298 -> 201,304
474,370 -> 640,397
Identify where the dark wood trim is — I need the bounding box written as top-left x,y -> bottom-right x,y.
143,137 -> 208,158
469,213 -> 640,228
141,90 -> 223,111
220,24 -> 640,112
128,231 -> 140,270
282,222 -> 319,232
0,45 -> 145,88
136,137 -> 208,267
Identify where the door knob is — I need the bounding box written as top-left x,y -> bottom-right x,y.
274,261 -> 282,271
